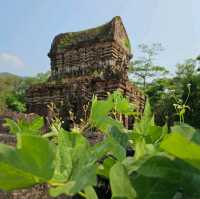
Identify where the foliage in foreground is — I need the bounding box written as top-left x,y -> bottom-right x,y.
1,91 -> 200,198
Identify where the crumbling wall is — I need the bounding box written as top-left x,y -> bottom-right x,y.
26,17 -> 145,127
26,79 -> 145,129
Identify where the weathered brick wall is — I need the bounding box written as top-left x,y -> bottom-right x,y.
49,17 -> 131,82
26,16 -> 145,129
26,78 -> 145,129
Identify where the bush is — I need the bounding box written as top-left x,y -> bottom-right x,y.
0,91 -> 200,199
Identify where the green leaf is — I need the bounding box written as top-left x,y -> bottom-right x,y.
89,95 -> 113,125
142,98 -> 152,123
109,126 -> 129,148
112,90 -> 136,116
134,138 -> 146,160
52,130 -> 73,182
100,117 -> 124,133
146,125 -> 164,143
0,135 -> 55,191
50,131 -> 97,197
171,123 -> 196,140
97,157 -> 116,178
3,116 -> 44,136
84,186 -> 98,199
19,135 -> 55,179
105,137 -> 126,161
191,131 -> 200,144
89,94 -> 124,133
29,116 -> 44,132
70,164 -> 96,194
136,156 -> 200,198
49,181 -> 75,197
3,118 -> 21,135
160,132 -> 200,170
122,156 -> 151,175
133,99 -> 161,141
130,174 -> 177,199
18,117 -> 44,135
49,164 -> 96,197
91,136 -> 126,162
52,130 -> 89,182
110,162 -> 137,199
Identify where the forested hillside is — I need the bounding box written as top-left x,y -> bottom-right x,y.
0,72 -> 50,113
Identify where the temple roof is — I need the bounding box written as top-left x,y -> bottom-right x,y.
49,16 -> 131,56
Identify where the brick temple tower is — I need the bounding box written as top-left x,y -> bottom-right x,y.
26,16 -> 145,129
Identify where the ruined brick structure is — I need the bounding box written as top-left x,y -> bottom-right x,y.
0,16 -> 145,199
26,16 -> 145,128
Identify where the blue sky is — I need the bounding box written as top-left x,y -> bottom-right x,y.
0,0 -> 199,76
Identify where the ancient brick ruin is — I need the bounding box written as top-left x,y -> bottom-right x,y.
0,16 -> 145,198
26,16 -> 145,129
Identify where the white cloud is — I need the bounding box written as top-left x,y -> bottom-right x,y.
0,53 -> 25,71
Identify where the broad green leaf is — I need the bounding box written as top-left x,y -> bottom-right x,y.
52,130 -> 89,182
134,138 -> 146,160
97,127 -> 128,162
18,117 -> 43,135
52,130 -> 73,182
192,131 -> 200,144
89,95 -> 113,124
133,99 -> 166,145
109,126 -> 129,148
63,130 -> 89,149
171,123 -> 196,140
89,94 -> 124,133
0,144 -> 38,191
50,131 -> 97,197
29,116 -> 44,131
91,136 -> 126,162
160,132 -> 200,170
112,90 -> 136,116
18,135 -> 55,179
95,116 -> 124,134
146,125 -> 165,143
136,156 -> 200,198
110,162 -> 137,199
122,156 -> 152,175
130,174 -> 177,199
84,186 -> 98,199
97,157 -> 116,178
103,137 -> 126,161
49,164 -> 96,197
0,135 -> 55,191
69,164 -> 96,194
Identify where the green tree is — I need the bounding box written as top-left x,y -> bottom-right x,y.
0,73 -> 21,113
129,43 -> 168,91
176,58 -> 197,79
147,58 -> 200,129
0,71 -> 50,113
